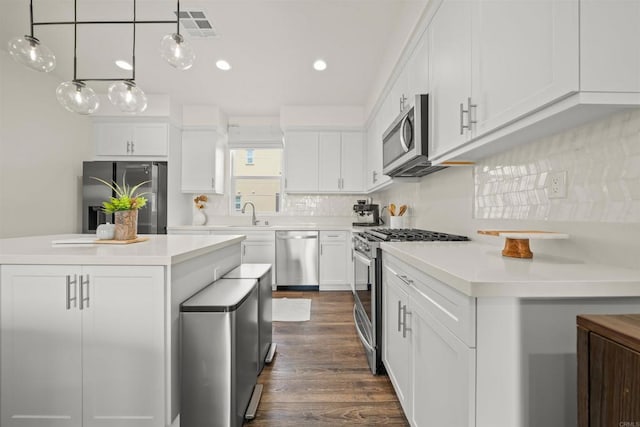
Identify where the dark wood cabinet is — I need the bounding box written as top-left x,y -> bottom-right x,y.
577,314 -> 640,427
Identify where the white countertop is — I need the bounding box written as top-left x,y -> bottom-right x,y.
0,234 -> 245,266
168,224 -> 368,232
381,241 -> 640,298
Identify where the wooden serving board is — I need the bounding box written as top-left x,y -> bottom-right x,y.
477,230 -> 569,259
94,236 -> 149,244
52,236 -> 149,245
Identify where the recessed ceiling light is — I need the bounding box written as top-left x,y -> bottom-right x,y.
216,60 -> 231,71
115,60 -> 133,71
313,59 -> 327,71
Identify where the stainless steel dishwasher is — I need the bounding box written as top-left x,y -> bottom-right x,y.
275,230 -> 319,289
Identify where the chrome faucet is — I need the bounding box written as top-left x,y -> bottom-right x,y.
241,201 -> 258,225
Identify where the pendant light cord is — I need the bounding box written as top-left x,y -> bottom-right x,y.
73,0 -> 78,82
176,0 -> 181,36
132,0 -> 137,81
29,0 -> 34,38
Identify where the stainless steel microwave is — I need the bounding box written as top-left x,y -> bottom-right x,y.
382,94 -> 445,177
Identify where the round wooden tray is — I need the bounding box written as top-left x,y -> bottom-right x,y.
477,230 -> 569,259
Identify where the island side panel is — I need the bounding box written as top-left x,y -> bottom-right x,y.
476,297 -> 640,427
166,243 -> 241,424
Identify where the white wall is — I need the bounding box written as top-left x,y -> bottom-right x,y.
0,51 -> 92,238
373,109 -> 640,270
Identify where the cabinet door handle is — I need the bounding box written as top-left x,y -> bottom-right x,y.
126,141 -> 131,154
131,141 -> 135,153
285,178 -> 288,189
460,103 -> 468,135
397,300 -> 403,333
467,97 -> 477,128
211,178 -> 215,189
242,244 -> 246,256
320,244 -> 323,256
402,304 -> 409,338
338,178 -> 341,189
398,274 -> 414,285
79,275 -> 90,310
66,274 -> 78,310
373,171 -> 378,183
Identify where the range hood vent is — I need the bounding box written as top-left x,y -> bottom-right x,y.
385,156 -> 447,178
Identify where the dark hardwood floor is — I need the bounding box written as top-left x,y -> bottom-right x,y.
246,290 -> 408,426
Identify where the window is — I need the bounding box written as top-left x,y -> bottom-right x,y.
230,147 -> 283,214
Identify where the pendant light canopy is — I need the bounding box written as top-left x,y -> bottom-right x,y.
7,35 -> 56,72
7,0 -> 194,115
160,33 -> 195,70
108,81 -> 148,114
56,81 -> 100,115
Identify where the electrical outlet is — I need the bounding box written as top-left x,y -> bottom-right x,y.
547,171 -> 568,199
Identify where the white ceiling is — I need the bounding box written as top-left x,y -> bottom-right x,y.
1,0 -> 428,116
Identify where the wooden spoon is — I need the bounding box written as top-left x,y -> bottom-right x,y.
389,203 -> 396,216
398,205 -> 407,216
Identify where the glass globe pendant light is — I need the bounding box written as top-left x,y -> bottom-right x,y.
108,81 -> 148,114
159,33 -> 195,70
56,81 -> 100,115
7,35 -> 56,72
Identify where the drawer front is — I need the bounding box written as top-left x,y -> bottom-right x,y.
320,231 -> 348,242
384,253 -> 476,347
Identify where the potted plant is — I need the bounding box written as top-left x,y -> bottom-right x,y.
92,176 -> 149,240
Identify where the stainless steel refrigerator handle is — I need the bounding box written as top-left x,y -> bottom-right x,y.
66,274 -> 78,310
353,305 -> 374,352
79,275 -> 90,310
276,235 -> 318,240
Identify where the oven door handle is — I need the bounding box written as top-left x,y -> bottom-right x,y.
353,252 -> 374,268
353,305 -> 375,352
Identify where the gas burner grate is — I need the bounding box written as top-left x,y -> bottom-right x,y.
365,228 -> 469,242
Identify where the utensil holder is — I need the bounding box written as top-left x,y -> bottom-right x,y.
390,216 -> 404,228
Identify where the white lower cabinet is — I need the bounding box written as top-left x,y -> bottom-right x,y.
319,231 -> 350,291
1,265 -> 165,427
382,269 -> 411,411
211,230 -> 276,286
383,254 -> 476,427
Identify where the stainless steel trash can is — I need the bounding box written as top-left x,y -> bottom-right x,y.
222,263 -> 275,373
180,278 -> 261,427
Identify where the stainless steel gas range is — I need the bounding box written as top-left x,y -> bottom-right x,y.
351,228 -> 469,374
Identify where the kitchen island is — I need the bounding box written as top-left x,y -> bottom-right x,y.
0,234 -> 245,427
380,241 -> 640,427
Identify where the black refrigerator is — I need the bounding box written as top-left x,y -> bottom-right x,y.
82,161 -> 168,234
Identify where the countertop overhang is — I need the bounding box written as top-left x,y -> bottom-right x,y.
381,241 -> 640,298
0,234 -> 246,266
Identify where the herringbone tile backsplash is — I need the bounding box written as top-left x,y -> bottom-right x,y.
474,109 -> 640,223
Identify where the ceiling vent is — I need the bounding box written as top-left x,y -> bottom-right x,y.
176,10 -> 218,38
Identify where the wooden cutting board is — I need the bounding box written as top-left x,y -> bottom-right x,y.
477,230 -> 569,258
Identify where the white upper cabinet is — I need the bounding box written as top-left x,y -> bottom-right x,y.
470,0 -> 579,137
318,132 -> 342,192
286,130 -> 364,193
181,129 -> 225,194
580,0 -> 640,92
284,131 -> 319,193
407,29 -> 430,99
428,0 -> 473,160
339,132 -> 365,192
94,121 -> 168,157
423,0 -> 638,163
